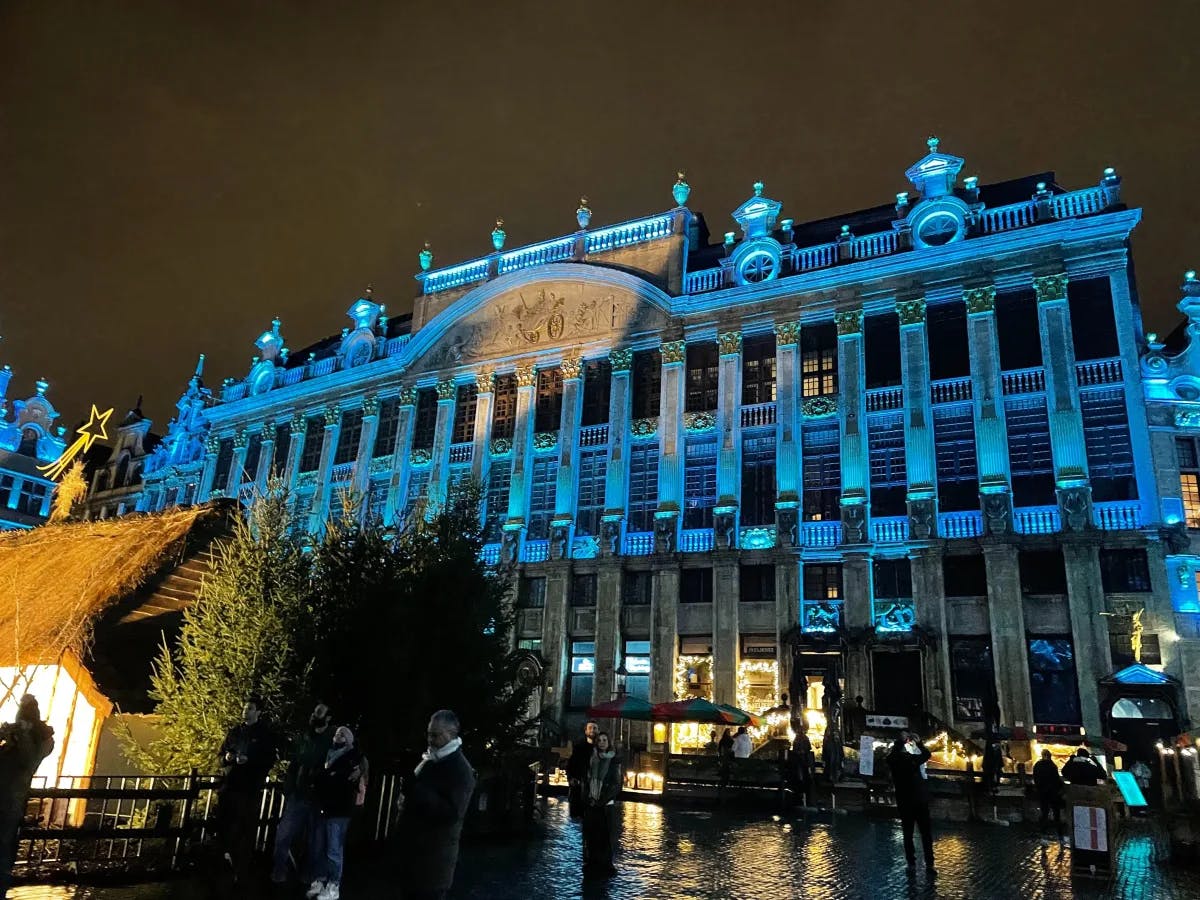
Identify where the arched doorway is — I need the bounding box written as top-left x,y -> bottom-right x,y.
1100,664 -> 1182,805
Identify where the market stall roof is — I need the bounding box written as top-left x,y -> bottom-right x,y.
652,698 -> 758,725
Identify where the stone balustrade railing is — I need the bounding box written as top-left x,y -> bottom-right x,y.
448,442 -> 473,464
331,462 -> 356,483
931,376 -> 972,404
1002,367 -> 1046,395
1093,501 -> 1141,530
939,510 -> 983,539
579,424 -> 609,447
740,402 -> 777,428
871,516 -> 909,543
802,521 -> 842,548
680,528 -> 714,553
623,532 -> 654,556
1014,505 -> 1061,534
866,386 -> 903,413
521,539 -> 550,563
1075,358 -> 1123,387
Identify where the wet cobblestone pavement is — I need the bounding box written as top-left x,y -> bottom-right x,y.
10,797 -> 1200,899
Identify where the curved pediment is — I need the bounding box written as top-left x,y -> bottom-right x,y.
403,264 -> 675,374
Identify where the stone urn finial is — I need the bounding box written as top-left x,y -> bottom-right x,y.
927,135 -> 940,153
673,170 -> 690,207
419,241 -> 433,271
577,196 -> 592,229
753,180 -> 765,198
492,218 -> 506,251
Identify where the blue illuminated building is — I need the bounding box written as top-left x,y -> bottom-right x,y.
0,356 -> 67,529
141,139 -> 1200,754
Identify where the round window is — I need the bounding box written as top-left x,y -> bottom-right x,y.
738,249 -> 779,284
917,211 -> 962,247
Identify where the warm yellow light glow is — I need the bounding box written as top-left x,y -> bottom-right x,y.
37,405 -> 114,480
0,663 -> 103,783
736,658 -> 779,743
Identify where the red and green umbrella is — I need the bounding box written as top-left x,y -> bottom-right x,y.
587,696 -> 655,721
716,703 -> 765,728
652,698 -> 743,724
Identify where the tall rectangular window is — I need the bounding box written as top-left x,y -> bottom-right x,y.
622,571 -> 652,606
740,433 -> 776,526
412,389 -> 438,450
1006,397 -> 1054,506
517,575 -> 546,608
632,349 -> 661,419
742,335 -> 777,405
242,433 -> 263,483
683,437 -> 717,529
373,398 -> 401,459
575,447 -> 607,536
927,302 -> 970,380
491,374 -> 517,441
864,313 -> 901,389
1178,437 -> 1200,528
943,555 -> 988,597
213,438 -> 235,486
272,423 -> 290,476
801,322 -> 838,397
623,640 -> 651,701
569,641 -> 596,709
452,384 -> 477,444
527,455 -> 559,540
484,461 -> 512,542
873,558 -> 914,631
402,469 -> 430,521
950,638 -> 994,722
996,288 -> 1043,370
581,360 -> 611,426
1028,637 -> 1082,725
334,408 -> 363,465
685,342 -> 719,413
739,565 -> 776,603
571,573 -> 598,607
627,443 -> 659,532
1099,548 -> 1152,593
1081,388 -> 1136,502
681,567 -> 714,604
534,368 -> 563,433
299,418 -> 324,473
15,481 -> 45,517
801,563 -> 842,632
802,421 -> 839,521
868,413 -> 906,517
934,405 -> 978,512
1019,549 -> 1068,594
1067,277 -> 1118,361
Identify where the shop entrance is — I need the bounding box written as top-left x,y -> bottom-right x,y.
872,650 -> 924,724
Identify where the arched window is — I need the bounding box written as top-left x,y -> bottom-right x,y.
18,427 -> 39,456
115,456 -> 130,488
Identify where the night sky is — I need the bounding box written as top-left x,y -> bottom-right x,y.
3,2 -> 1199,432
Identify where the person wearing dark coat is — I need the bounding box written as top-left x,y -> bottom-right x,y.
887,731 -> 935,877
0,695 -> 54,896
398,709 -> 477,900
581,732 -> 622,878
272,702 -> 335,884
566,721 -> 598,817
788,732 -> 813,807
307,726 -> 363,900
1062,747 -> 1106,786
1032,749 -> 1066,843
216,695 -> 277,880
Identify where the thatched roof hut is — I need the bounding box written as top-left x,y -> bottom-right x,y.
0,501 -> 234,780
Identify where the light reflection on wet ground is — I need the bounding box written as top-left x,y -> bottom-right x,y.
9,797 -> 1200,899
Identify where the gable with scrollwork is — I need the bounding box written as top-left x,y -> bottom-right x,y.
403,265 -> 674,374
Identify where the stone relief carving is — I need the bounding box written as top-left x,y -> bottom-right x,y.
654,516 -> 676,554
776,507 -> 798,548
499,528 -> 520,570
1059,486 -> 1092,532
982,493 -> 1012,536
601,519 -> 622,557
907,498 -> 935,540
551,524 -> 570,560
840,504 -> 866,544
714,511 -> 736,551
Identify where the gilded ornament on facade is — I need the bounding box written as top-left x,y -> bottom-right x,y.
290,412 -> 307,432
684,411 -> 716,432
895,298 -> 927,326
661,341 -> 686,364
533,431 -> 559,451
515,364 -> 538,387
204,433 -> 221,454
435,379 -> 457,401
475,371 -> 496,394
369,457 -> 391,475
802,395 -> 838,417
834,309 -> 863,336
361,394 -> 381,418
260,419 -> 275,439
774,321 -> 801,346
718,331 -> 743,356
490,436 -> 513,456
560,354 -> 584,380
608,348 -> 633,372
631,417 -> 659,438
323,405 -> 340,427
410,447 -> 432,466
233,429 -> 248,450
1034,273 -> 1069,303
964,286 -> 996,314
398,387 -> 417,406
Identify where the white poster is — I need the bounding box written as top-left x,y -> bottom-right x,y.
1073,805 -> 1108,852
859,735 -> 876,777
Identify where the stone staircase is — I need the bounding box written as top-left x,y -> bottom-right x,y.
115,546 -> 216,624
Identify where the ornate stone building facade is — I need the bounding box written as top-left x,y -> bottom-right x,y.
0,360 -> 67,530
142,140 -> 1198,752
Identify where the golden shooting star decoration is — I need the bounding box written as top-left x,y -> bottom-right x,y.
37,404 -> 113,481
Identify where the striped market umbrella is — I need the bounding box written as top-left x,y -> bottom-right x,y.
587,696 -> 655,721
715,703 -> 765,728
651,698 -> 742,724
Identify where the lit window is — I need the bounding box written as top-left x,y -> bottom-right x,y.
802,348 -> 837,397
569,641 -> 596,709
1178,438 -> 1200,529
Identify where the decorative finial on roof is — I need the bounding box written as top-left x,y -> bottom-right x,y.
419,241 -> 434,271
195,353 -> 206,378
673,171 -> 691,207
492,218 -> 506,251
927,135 -> 940,153
577,196 -> 592,229
753,180 -> 765,198
364,284 -> 373,297
35,379 -> 47,396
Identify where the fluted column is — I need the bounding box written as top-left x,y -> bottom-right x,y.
897,297 -> 937,539
352,395 -> 381,514
601,348 -> 633,555
541,563 -> 571,725
226,429 -> 249,497
427,379 -> 457,514
1107,268 -> 1158,526
503,364 -> 538,560
983,544 -> 1034,729
1035,274 -> 1092,531
836,309 -> 868,544
254,420 -> 276,492
309,404 -> 342,532
911,548 -> 952,724
471,371 -> 496,486
965,287 -> 1014,535
650,565 -> 680,704
656,340 -> 686,552
774,322 -> 802,548
593,565 -> 622,704
197,434 -> 220,501
284,411 -> 307,493
1063,540 -> 1111,738
843,553 -> 872,704
551,353 -> 585,558
383,388 -> 417,526
714,331 -> 743,549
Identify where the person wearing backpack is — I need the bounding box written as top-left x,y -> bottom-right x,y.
307,726 -> 364,900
